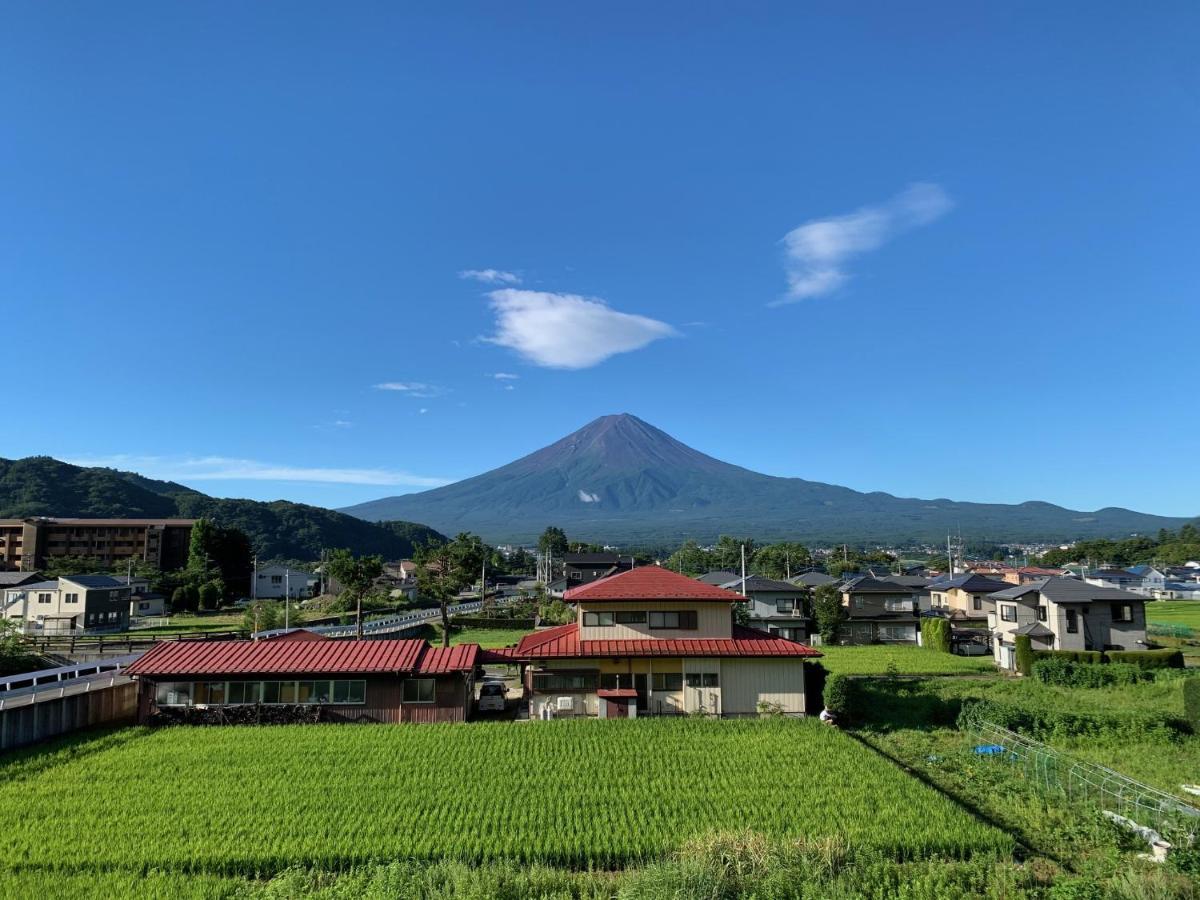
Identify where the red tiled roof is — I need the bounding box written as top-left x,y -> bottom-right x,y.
514,622 -> 821,659
563,565 -> 746,603
125,638 -> 428,677
415,644 -> 478,674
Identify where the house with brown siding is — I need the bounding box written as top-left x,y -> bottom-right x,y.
124,635 -> 479,724
515,566 -> 821,719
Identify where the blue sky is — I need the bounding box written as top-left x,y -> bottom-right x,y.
3,3 -> 1198,518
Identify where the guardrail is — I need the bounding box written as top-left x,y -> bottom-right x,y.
252,600 -> 488,640
21,631 -> 243,655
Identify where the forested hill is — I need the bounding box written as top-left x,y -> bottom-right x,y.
0,457 -> 445,561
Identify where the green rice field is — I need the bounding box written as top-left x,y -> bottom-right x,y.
817,644 -> 995,675
0,719 -> 1010,884
1147,600 -> 1200,631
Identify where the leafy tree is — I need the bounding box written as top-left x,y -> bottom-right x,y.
197,581 -> 223,611
812,583 -> 846,643
415,533 -> 487,647
751,542 -> 811,580
1014,634 -> 1034,676
324,548 -> 385,640
170,585 -> 197,613
240,600 -> 281,636
0,619 -> 37,676
537,526 -> 569,557
186,518 -> 253,599
665,540 -> 714,576
712,536 -> 755,573
40,555 -> 110,578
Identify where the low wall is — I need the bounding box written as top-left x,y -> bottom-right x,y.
0,681 -> 137,752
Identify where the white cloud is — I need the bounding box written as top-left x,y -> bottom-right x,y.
419,408 -> 428,414
65,455 -> 450,488
459,268 -> 521,285
577,489 -> 600,503
775,182 -> 953,305
484,289 -> 676,369
373,382 -> 449,398
490,372 -> 520,380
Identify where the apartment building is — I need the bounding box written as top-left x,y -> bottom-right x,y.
0,518 -> 195,572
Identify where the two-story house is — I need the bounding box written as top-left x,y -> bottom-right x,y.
515,566 -> 820,719
837,576 -> 924,644
928,574 -> 1010,621
2,574 -> 131,634
1084,568 -> 1149,596
561,553 -> 635,588
722,575 -> 811,641
253,564 -> 318,600
988,577 -> 1148,670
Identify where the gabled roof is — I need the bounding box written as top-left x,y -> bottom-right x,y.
415,644 -> 478,674
0,571 -> 44,586
842,576 -> 921,594
514,622 -> 821,659
1012,622 -> 1054,638
126,638 -> 430,677
929,574 -> 1010,593
990,576 -> 1144,604
62,574 -> 128,589
564,565 -> 745,603
696,570 -> 740,586
721,575 -> 800,593
7,579 -> 59,591
791,571 -> 836,587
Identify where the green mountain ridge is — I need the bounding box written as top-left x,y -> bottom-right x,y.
338,414 -> 1197,546
0,457 -> 445,561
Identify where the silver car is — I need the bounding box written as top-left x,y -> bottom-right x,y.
477,682 -> 508,712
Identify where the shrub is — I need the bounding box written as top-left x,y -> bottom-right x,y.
1106,649 -> 1184,669
823,673 -> 854,717
1032,658 -> 1151,689
957,699 -> 1179,743
920,617 -> 951,653
1032,649 -> 1104,664
1184,678 -> 1200,734
1014,635 -> 1033,676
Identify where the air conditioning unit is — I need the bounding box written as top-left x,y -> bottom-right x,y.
555,696 -> 575,712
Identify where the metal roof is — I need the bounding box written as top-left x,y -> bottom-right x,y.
990,576 -> 1145,604
415,644 -> 479,674
696,570 -> 740,585
62,575 -> 128,589
1012,623 -> 1054,638
791,572 -> 836,587
125,638 -> 428,677
928,574 -> 1010,593
514,622 -> 821,659
720,575 -> 800,593
564,565 -> 746,603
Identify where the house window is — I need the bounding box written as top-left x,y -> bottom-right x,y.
1112,603 -> 1134,623
64,593 -> 79,604
582,611 -> 615,627
686,673 -> 719,688
38,593 -> 52,604
270,575 -> 283,585
532,672 -> 596,692
884,599 -> 911,612
614,611 -> 646,624
569,571 -> 582,580
879,624 -> 914,641
1037,606 -> 1047,622
651,672 -> 683,691
1000,605 -> 1017,623
1066,609 -> 1078,633
403,679 -> 436,704
853,597 -> 864,609
776,599 -> 794,614
972,596 -> 982,611
648,610 -> 698,630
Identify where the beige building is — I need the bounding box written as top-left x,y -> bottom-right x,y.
514,566 -> 820,719
0,518 -> 195,572
928,574 -> 1010,621
988,577 -> 1148,670
2,574 -> 132,634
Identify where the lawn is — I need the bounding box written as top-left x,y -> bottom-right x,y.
0,719 -> 1010,883
817,644 -> 996,676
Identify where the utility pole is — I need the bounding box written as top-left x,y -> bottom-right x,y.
284,568 -> 290,630
252,555 -> 257,601
740,544 -> 747,597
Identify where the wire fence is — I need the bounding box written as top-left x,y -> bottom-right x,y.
969,719 -> 1200,846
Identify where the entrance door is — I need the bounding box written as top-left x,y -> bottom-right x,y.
633,674 -> 648,712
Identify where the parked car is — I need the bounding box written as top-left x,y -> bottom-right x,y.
477,682 -> 508,712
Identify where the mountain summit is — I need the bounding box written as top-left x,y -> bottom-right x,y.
340,414 -> 1192,545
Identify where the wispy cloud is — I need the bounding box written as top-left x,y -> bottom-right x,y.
484,289 -> 676,369
490,372 -> 520,380
774,183 -> 953,305
66,455 -> 450,488
459,268 -> 521,285
373,381 -> 449,398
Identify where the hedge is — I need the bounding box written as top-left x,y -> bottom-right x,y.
920,618 -> 951,654
823,673 -> 855,717
957,699 -> 1179,744
1032,658 -> 1152,689
1030,648 -> 1184,669
1185,678 -> 1200,734
1014,635 -> 1033,676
